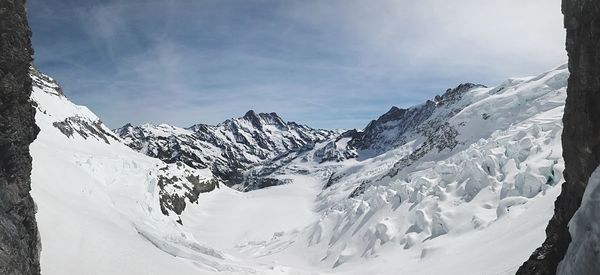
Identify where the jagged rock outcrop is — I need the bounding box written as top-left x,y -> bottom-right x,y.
0,0 -> 41,274
518,1 -> 600,274
156,162 -> 220,224
115,111 -> 337,189
53,116 -> 119,144
313,130 -> 359,163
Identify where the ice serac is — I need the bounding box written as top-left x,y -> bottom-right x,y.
0,0 -> 41,274
115,110 -> 338,190
347,82 -> 494,197
518,1 -> 600,274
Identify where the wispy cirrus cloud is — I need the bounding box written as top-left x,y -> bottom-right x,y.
28,0 -> 565,129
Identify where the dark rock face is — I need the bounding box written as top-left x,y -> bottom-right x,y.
156,162 -> 220,224
313,140 -> 358,163
518,1 -> 600,274
0,0 -> 41,274
53,116 -> 119,144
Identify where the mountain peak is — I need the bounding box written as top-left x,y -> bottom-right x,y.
244,110 -> 258,119
243,110 -> 282,120
240,110 -> 287,129
440,83 -> 486,99
378,106 -> 407,124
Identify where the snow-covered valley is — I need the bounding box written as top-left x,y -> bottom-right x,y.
29,64 -> 568,274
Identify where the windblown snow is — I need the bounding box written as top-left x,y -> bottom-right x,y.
29,64 -> 568,274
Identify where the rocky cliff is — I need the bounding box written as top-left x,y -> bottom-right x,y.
518,0 -> 600,274
0,0 -> 41,274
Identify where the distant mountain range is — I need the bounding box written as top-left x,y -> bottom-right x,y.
115,110 -> 337,190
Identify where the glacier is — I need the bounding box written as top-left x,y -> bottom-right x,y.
29,64 -> 568,274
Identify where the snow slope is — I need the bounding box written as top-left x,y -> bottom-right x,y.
29,68 -> 253,274
30,64 -> 568,275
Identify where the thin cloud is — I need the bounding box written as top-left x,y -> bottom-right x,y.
28,0 -> 566,130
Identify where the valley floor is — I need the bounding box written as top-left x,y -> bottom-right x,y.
178,172 -> 559,275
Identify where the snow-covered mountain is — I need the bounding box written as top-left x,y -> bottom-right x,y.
115,111 -> 337,190
348,83 -> 486,156
30,64 -> 568,274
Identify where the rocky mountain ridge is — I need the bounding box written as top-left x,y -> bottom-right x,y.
348,83 -> 486,155
115,110 -> 338,190
116,81 -> 497,193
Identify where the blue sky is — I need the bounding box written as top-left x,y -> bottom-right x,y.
28,0 -> 566,129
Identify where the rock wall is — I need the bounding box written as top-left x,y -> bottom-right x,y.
518,0 -> 600,274
0,0 -> 41,274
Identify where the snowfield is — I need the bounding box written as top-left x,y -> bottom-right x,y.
30,64 -> 568,274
